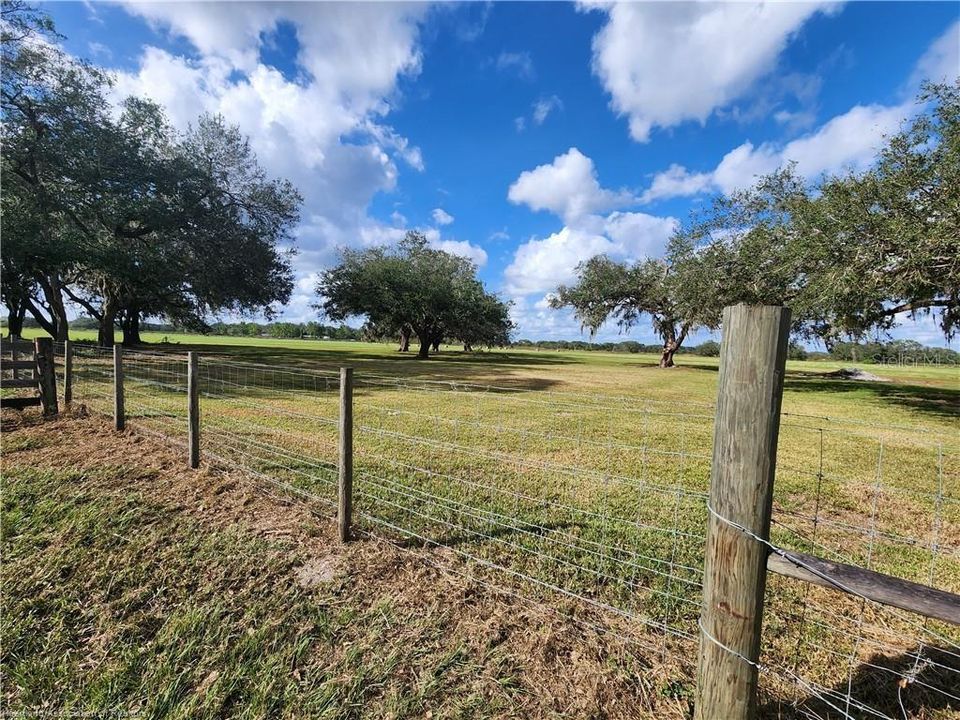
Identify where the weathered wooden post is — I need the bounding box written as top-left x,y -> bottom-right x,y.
695,304 -> 791,720
188,351 -> 200,469
338,367 -> 354,542
64,340 -> 73,407
34,337 -> 58,416
113,345 -> 125,431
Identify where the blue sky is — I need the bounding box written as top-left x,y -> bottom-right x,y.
48,2 -> 959,346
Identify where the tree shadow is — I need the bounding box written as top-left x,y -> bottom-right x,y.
150,340 -> 577,370
783,375 -> 960,421
760,644 -> 958,718
70,341 -> 570,398
393,517 -> 582,551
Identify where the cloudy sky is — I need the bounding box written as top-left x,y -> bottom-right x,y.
50,1 -> 959,345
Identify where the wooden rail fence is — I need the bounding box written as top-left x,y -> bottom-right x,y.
1,337 -> 58,415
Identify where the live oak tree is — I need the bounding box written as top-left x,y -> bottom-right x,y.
450,290 -> 513,352
1,3 -> 108,341
807,81 -> 959,342
671,81 -> 960,347
316,232 -> 512,358
1,3 -> 300,346
551,254 -> 716,368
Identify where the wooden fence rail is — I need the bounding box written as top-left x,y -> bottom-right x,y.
1,337 -> 57,415
767,549 -> 960,626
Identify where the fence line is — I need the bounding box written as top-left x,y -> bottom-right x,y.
61,340 -> 956,437
54,337 -> 959,719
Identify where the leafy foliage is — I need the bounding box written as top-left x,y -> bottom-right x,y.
670,81 -> 960,347
550,255 -> 718,367
316,232 -> 512,358
0,3 -> 300,346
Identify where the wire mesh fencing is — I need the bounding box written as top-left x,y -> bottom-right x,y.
60,344 -> 958,719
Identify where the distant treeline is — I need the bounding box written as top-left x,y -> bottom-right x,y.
4,316 -> 955,363
506,339 -> 809,358
507,338 -> 957,364
207,322 -> 363,340
828,340 -> 958,364
1,316 -> 365,341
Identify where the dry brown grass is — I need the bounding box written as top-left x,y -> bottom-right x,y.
2,409 -> 698,719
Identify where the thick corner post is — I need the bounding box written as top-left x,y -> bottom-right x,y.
35,337 -> 58,417
695,304 -> 791,720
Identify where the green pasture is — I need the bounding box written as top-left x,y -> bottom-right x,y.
9,329 -> 960,716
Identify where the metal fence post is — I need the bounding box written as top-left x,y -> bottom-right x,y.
64,340 -> 73,407
338,367 -> 354,542
34,337 -> 58,417
113,345 -> 125,431
695,304 -> 791,720
188,351 -> 200,469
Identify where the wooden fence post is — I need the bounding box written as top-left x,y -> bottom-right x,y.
64,340 -> 73,407
188,351 -> 200,469
338,367 -> 354,542
34,337 -> 58,417
695,304 -> 791,720
113,345 -> 125,431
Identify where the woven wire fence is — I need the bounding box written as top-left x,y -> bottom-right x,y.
62,344 -> 959,719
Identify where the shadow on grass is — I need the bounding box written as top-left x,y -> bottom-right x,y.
72,340 -> 572,397
394,518 -> 583,551
761,644 -> 958,719
783,376 -> 960,421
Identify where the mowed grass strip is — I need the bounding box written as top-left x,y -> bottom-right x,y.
1,413 -> 694,720
18,334 -> 960,717
59,344 -> 960,716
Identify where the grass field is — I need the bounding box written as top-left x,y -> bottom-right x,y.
4,330 -> 959,718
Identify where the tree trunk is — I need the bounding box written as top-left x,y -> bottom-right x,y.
658,322 -> 689,368
399,326 -> 410,352
122,309 -> 142,347
4,299 -> 26,338
659,346 -> 677,368
98,298 -> 117,348
36,274 -> 69,341
417,336 -> 430,359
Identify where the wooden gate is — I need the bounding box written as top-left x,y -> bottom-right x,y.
0,337 -> 58,415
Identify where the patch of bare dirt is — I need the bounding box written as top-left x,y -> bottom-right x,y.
295,556 -> 342,588
826,367 -> 892,382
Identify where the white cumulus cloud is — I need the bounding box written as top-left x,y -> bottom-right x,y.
584,1 -> 838,141
505,149 -> 676,295
642,101 -> 909,202
503,212 -> 677,296
507,147 -> 635,223
432,239 -> 488,267
431,208 -> 455,226
909,21 -> 960,89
